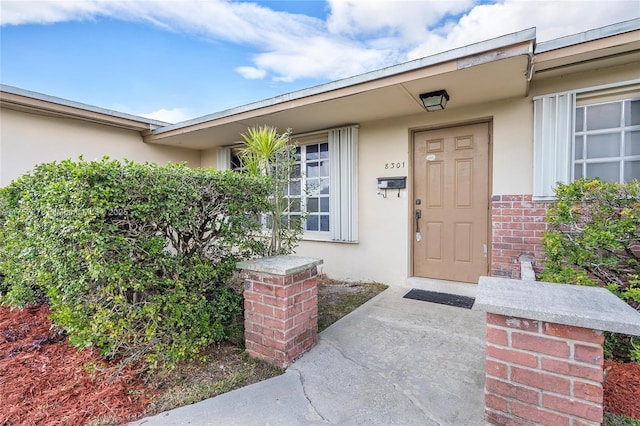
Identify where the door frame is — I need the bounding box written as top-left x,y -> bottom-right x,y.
408,119 -> 494,280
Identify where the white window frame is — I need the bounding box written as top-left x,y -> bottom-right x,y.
285,141 -> 331,237
533,79 -> 640,200
574,98 -> 640,183
217,125 -> 359,242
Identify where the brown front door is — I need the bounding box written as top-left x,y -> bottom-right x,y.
413,123 -> 489,283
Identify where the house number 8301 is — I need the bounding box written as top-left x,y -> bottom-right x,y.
385,161 -> 405,169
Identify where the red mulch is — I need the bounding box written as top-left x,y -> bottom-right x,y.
0,305 -> 152,425
1,305 -> 639,424
604,360 -> 640,419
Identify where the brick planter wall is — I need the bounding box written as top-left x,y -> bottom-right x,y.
475,277 -> 640,426
238,256 -> 322,369
485,313 -> 604,426
491,194 -> 550,279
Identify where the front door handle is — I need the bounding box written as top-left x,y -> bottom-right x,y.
415,209 -> 422,241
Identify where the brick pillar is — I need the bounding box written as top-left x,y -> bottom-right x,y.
237,256 -> 322,368
485,313 -> 604,426
475,278 -> 640,426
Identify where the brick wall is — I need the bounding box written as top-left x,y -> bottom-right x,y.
491,194 -> 550,279
484,312 -> 604,425
242,265 -> 318,368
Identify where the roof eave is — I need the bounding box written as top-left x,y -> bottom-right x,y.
150,27 -> 536,137
535,18 -> 640,54
0,84 -> 170,131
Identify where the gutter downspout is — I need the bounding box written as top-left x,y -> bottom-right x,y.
525,41 -> 535,97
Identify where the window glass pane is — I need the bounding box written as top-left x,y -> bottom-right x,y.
291,163 -> 301,178
294,146 -> 301,161
288,180 -> 301,196
624,161 -> 640,182
306,144 -> 319,160
586,162 -> 620,182
231,155 -> 242,171
288,198 -> 301,213
320,178 -> 329,194
586,102 -> 621,130
319,161 -> 329,177
574,164 -> 583,179
625,131 -> 640,156
306,215 -> 318,231
306,162 -> 319,178
320,143 -> 329,159
289,214 -> 301,228
307,197 -> 319,213
306,178 -> 319,195
574,136 -> 583,160
320,197 -> 329,212
320,215 -> 330,232
626,100 -> 640,126
575,107 -> 584,132
586,133 -> 620,159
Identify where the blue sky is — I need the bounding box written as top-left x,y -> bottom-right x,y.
1,1 -> 638,123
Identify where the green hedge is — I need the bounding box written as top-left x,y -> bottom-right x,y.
541,178 -> 639,361
0,158 -> 270,368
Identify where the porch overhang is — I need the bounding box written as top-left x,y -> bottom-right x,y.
144,29 -> 536,150
533,19 -> 640,80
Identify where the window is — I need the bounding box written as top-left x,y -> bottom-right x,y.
216,125 -> 358,242
533,82 -> 640,199
230,148 -> 243,171
285,142 -> 330,233
574,99 -> 640,182
216,146 -> 243,171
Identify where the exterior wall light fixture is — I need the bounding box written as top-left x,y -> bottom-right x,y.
419,90 -> 449,111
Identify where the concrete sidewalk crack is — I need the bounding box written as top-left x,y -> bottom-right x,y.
288,369 -> 330,424
321,339 -> 440,424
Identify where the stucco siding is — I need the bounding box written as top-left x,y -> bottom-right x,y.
201,147 -> 218,169
297,62 -> 639,286
0,108 -> 201,185
295,98 -> 535,286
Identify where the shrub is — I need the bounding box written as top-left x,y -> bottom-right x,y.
0,158 -> 270,369
541,178 -> 640,361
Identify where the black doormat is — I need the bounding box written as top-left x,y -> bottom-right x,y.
403,289 -> 475,309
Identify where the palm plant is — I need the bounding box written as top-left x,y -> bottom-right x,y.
240,125 -> 302,256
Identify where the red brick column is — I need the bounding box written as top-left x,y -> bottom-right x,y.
485,313 -> 604,425
491,194 -> 550,279
238,256 -> 322,368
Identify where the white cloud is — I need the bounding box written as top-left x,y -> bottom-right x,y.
138,108 -> 191,124
235,66 -> 267,80
407,1 -> 638,60
1,0 -> 638,83
250,36 -> 398,83
0,0 -> 108,25
327,0 -> 474,41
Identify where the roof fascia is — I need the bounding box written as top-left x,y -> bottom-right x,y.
0,84 -> 169,131
152,27 -> 536,136
535,18 -> 640,54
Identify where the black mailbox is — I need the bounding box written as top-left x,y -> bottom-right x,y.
377,176 -> 406,189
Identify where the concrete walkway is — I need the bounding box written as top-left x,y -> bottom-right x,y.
132,282 -> 486,426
